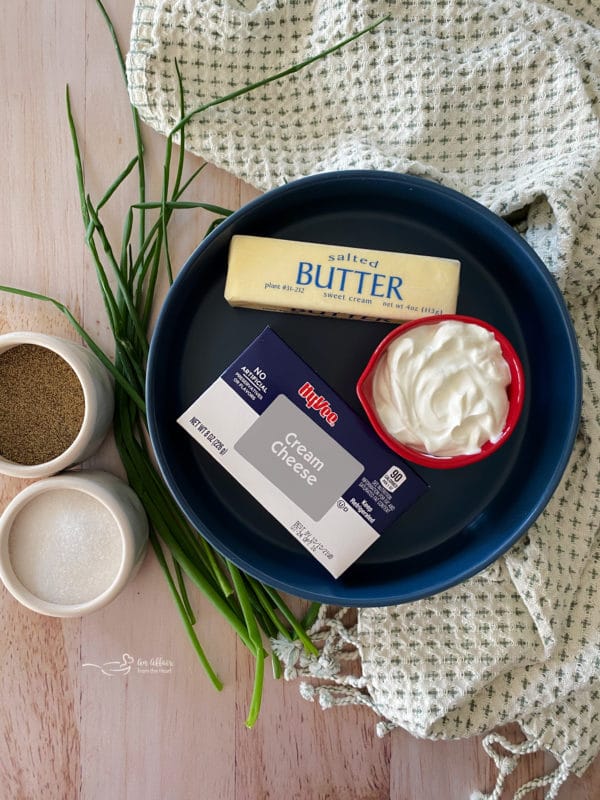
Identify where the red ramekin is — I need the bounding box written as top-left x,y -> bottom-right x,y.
356,315 -> 526,469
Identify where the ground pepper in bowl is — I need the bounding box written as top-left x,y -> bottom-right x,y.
0,344 -> 85,465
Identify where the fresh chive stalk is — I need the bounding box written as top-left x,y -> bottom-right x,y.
1,1 -> 389,723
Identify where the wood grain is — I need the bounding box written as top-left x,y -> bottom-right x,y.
0,2 -> 598,798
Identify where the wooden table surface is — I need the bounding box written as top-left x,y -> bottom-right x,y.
0,2 -> 598,798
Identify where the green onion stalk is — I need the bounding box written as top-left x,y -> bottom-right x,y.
0,2 -> 388,725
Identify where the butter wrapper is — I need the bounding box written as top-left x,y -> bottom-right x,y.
225,235 -> 460,323
177,327 -> 427,578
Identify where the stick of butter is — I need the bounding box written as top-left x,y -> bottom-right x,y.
225,235 -> 460,323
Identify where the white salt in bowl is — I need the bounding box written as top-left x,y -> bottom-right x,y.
0,331 -> 114,479
0,470 -> 148,617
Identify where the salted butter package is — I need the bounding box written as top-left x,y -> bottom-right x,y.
177,328 -> 427,578
225,235 -> 460,323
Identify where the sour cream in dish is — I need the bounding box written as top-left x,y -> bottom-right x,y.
371,320 -> 511,457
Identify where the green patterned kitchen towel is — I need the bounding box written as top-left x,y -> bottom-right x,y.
127,2 -> 600,797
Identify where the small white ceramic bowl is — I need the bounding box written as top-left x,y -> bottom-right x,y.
0,470 -> 148,617
0,331 -> 114,478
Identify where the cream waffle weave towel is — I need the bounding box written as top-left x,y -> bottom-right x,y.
126,2 -> 600,797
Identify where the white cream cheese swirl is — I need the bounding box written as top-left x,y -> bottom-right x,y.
372,320 -> 511,457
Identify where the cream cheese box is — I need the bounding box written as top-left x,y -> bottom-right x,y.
177,327 -> 428,578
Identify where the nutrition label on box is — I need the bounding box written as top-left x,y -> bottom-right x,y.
177,327 -> 427,578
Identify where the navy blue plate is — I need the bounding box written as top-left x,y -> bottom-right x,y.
146,171 -> 581,606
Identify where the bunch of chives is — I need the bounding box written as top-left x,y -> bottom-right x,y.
1,1 -> 387,725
